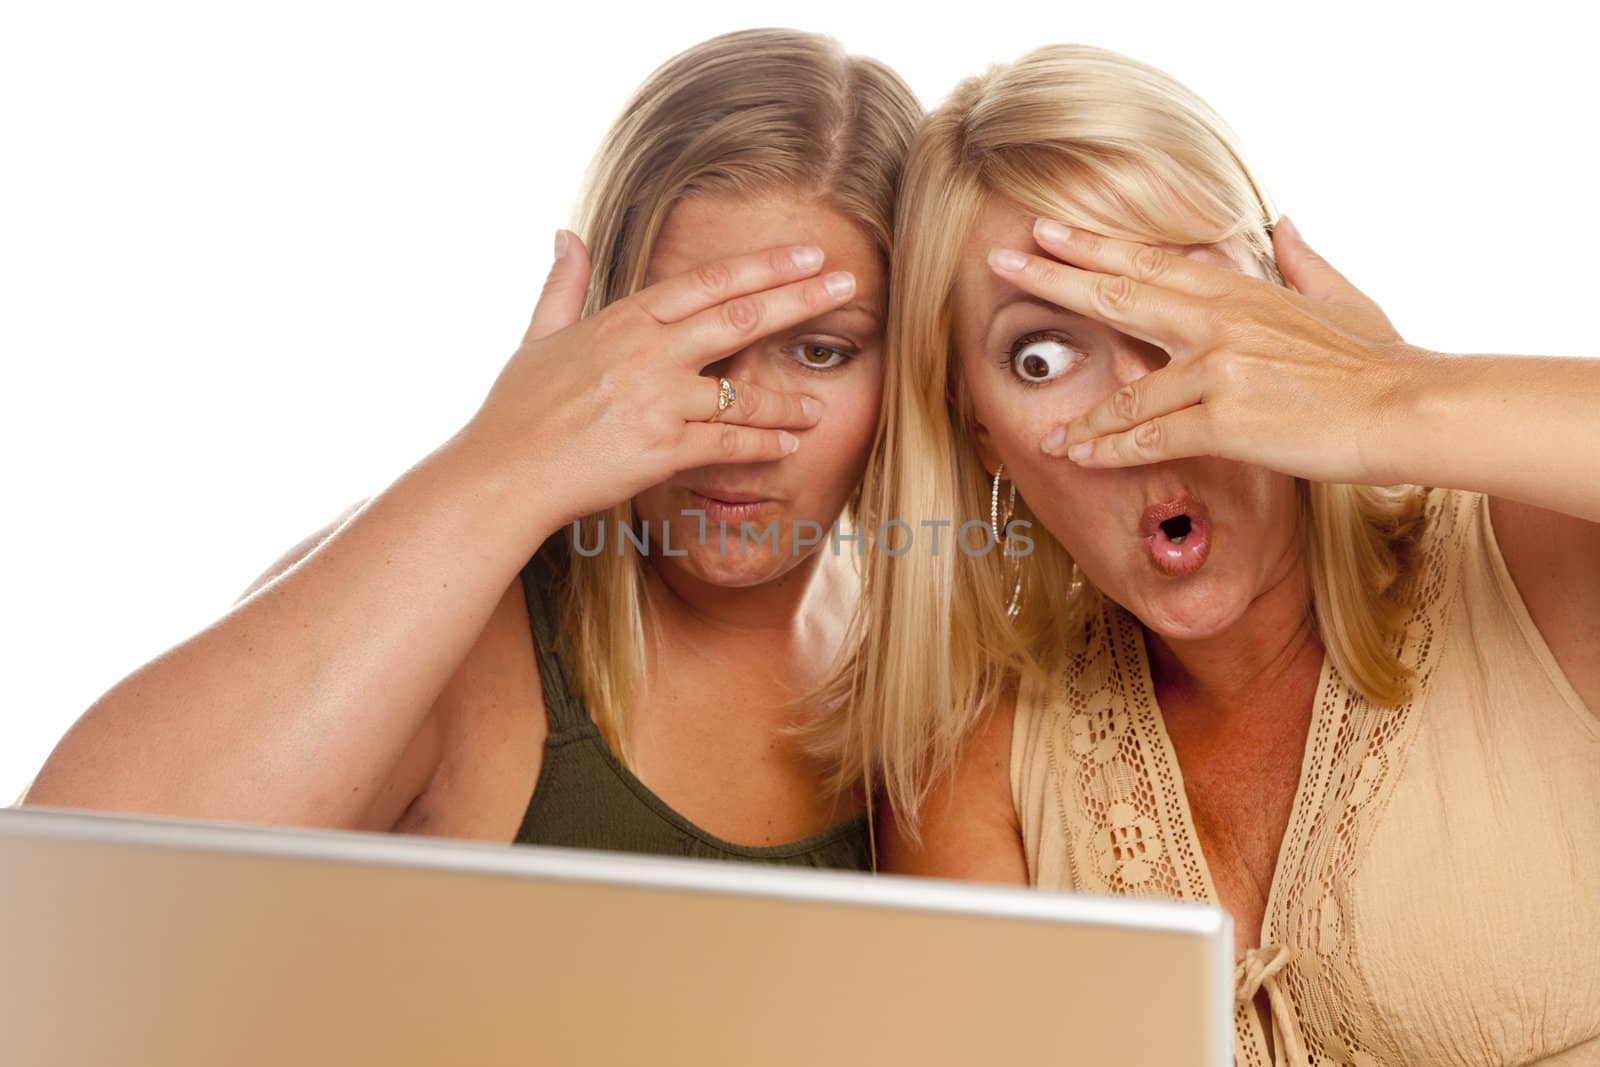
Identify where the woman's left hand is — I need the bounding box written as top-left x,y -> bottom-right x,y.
988,215 -> 1430,486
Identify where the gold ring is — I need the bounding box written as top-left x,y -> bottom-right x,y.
705,376 -> 738,423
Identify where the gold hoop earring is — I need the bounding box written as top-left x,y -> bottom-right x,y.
991,462 -> 1023,618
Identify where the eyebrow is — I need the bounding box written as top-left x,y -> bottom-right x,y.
830,302 -> 882,325
981,294 -> 1087,348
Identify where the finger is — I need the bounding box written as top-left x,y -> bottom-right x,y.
523,230 -> 594,344
1060,407 -> 1212,469
1041,362 -> 1205,457
665,270 -> 857,367
632,244 -> 826,325
680,375 -> 823,431
679,423 -> 802,469
1272,215 -> 1368,307
1031,219 -> 1235,300
987,247 -> 1205,353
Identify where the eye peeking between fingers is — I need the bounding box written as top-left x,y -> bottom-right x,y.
1000,332 -> 1081,386
788,340 -> 856,372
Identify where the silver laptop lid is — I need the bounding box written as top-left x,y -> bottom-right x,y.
0,805 -> 1232,1066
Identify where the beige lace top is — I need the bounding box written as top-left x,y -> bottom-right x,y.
1011,487 -> 1600,1065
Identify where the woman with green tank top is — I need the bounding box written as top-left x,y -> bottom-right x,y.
25,29 -> 921,873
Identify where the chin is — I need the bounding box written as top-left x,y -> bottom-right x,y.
662,540 -> 796,589
1121,570 -> 1254,643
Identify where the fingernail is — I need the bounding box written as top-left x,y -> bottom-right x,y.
800,397 -> 821,420
823,271 -> 855,299
792,245 -> 824,270
1067,441 -> 1093,462
1034,219 -> 1071,245
554,229 -> 570,259
989,248 -> 1027,272
1042,425 -> 1067,454
780,431 -> 800,454
1276,215 -> 1299,241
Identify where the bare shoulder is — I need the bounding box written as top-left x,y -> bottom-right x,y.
385,573 -> 549,841
879,684 -> 1027,885
1486,494 -> 1600,718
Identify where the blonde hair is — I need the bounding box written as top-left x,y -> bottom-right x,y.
811,44 -> 1426,833
548,28 -> 920,765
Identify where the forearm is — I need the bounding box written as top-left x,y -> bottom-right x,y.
1381,350 -> 1600,521
25,430 -> 560,827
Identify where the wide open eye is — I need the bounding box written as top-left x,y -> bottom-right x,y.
1006,334 -> 1077,385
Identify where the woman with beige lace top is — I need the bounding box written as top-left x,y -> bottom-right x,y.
821,45 -> 1600,1065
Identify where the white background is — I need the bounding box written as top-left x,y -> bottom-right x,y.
3,1 -> 1596,802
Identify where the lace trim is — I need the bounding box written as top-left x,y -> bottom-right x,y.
1264,488 -> 1476,1064
1042,488 -> 1478,1066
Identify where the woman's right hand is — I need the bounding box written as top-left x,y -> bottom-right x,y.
460,229 -> 857,532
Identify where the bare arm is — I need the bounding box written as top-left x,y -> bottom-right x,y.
880,693 -> 1028,885
234,498 -> 369,602
1487,496 -> 1600,719
21,234 -> 848,829
22,434 -> 558,828
1403,356 -> 1600,721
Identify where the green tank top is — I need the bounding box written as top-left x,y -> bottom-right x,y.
512,542 -> 873,870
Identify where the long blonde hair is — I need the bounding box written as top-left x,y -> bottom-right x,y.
811,44 -> 1426,833
549,29 -> 920,765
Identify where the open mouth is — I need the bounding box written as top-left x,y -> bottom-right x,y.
1158,513 -> 1193,545
1139,497 -> 1212,577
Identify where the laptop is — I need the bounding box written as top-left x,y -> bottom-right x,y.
0,805 -> 1232,1066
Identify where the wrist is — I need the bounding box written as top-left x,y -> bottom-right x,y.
1375,344 -> 1462,488
427,422 -> 569,561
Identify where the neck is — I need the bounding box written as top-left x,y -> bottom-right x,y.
1145,540 -> 1321,719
